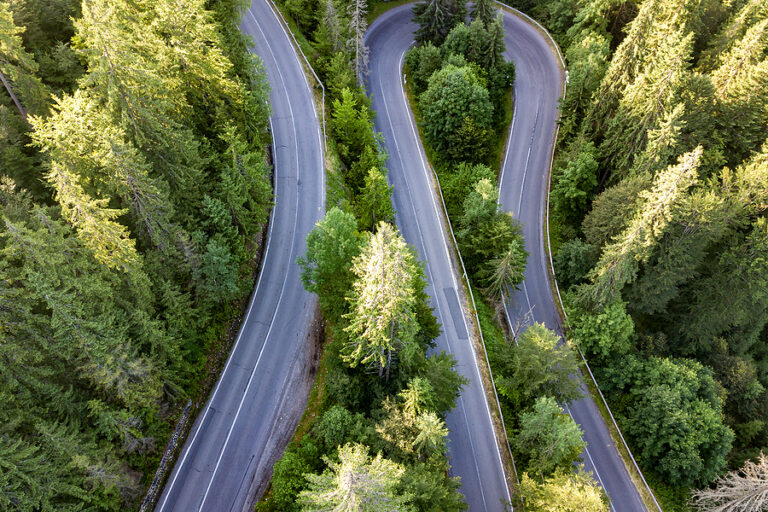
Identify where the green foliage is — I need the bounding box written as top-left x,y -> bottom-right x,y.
270,444 -> 317,512
330,87 -> 376,170
570,301 -> 635,359
554,238 -> 596,289
471,0 -> 497,26
405,42 -> 443,93
355,167 -> 395,231
495,323 -> 583,411
457,179 -> 528,293
581,173 -> 652,250
514,397 -> 586,476
412,0 -> 467,46
299,207 -> 363,322
599,355 -> 734,486
551,140 -> 599,221
343,223 -> 420,380
522,0 -> 768,496
579,148 -> 702,309
0,0 -> 273,507
298,443 -> 414,512
483,238 -> 528,301
441,162 -> 496,220
399,462 -> 467,512
520,469 -> 609,512
419,64 -> 493,156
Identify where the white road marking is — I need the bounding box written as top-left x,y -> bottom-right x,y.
564,404 -> 617,512
374,41 -> 511,507
196,11 -> 304,511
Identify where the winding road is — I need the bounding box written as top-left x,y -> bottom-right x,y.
155,0 -> 324,510
498,6 -> 646,512
367,10 -> 511,511
368,4 -> 647,511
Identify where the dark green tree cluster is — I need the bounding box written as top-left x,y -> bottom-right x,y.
260,211 -> 467,511
405,7 -> 524,303
0,0 -> 272,509
456,177 -> 528,299
407,11 -> 515,164
507,0 -> 768,492
280,0 -> 394,230
488,321 -> 607,506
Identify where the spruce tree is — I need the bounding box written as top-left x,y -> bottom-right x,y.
413,0 -> 467,46
581,147 -> 702,308
343,223 -> 419,381
470,0 -> 496,27
298,444 -> 412,512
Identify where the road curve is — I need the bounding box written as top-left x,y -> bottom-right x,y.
496,7 -> 646,511
367,8 -> 511,510
155,1 -> 325,510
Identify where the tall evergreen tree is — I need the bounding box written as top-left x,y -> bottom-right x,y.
0,2 -> 49,120
343,223 -> 420,381
298,443 -> 413,512
470,0 -> 496,26
412,0 -> 467,46
581,147 -> 702,308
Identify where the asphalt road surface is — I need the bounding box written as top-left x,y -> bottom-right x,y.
155,0 -> 324,510
367,8 -> 511,511
496,7 -> 647,511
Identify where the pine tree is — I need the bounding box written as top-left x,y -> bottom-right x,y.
413,412 -> 449,459
32,90 -> 182,261
581,147 -> 702,308
355,167 -> 395,232
520,469 -> 609,512
413,0 -> 467,46
483,238 -> 527,301
514,396 -> 586,476
710,18 -> 768,163
343,223 -> 419,381
470,0 -> 496,27
0,3 -> 49,120
298,443 -> 412,512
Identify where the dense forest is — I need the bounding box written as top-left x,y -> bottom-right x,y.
501,0 -> 768,504
0,0 -> 273,508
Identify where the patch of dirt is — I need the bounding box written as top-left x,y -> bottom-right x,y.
242,303 -> 324,511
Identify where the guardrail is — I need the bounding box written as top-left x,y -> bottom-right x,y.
428,158 -> 522,491
263,0 -> 327,155
495,3 -> 663,510
139,401 -> 193,512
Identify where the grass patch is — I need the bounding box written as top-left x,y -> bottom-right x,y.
368,0 -> 416,24
493,89 -> 515,174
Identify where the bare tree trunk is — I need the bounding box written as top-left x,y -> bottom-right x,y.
0,67 -> 30,126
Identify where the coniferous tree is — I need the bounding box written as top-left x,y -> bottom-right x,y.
0,3 -> 49,120
581,147 -> 702,308
343,223 -> 420,381
298,443 -> 413,512
470,0 -> 496,26
355,167 -> 395,232
412,0 -> 467,46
